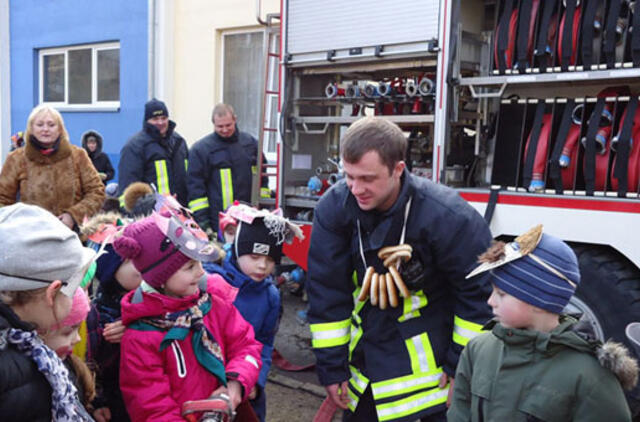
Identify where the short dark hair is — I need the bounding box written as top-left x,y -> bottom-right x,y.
211,103 -> 236,123
340,117 -> 407,173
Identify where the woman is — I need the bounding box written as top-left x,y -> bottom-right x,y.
0,105 -> 105,229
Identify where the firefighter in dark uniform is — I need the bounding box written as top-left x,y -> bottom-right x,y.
187,103 -> 269,235
307,117 -> 493,422
117,98 -> 189,206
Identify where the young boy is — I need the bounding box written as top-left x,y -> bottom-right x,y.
204,204 -> 303,422
448,225 -> 637,422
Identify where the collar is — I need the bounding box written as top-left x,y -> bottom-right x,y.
143,120 -> 176,140
25,135 -> 72,163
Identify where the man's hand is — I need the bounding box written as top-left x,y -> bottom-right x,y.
439,373 -> 455,408
103,320 -> 126,343
58,213 -> 74,229
325,381 -> 350,410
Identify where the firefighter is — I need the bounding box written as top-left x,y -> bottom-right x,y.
307,117 -> 493,422
187,103 -> 269,235
117,98 -> 189,207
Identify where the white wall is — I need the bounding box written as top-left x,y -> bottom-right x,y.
166,0 -> 280,145
0,0 -> 11,163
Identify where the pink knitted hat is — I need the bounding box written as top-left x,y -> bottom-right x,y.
52,288 -> 90,330
113,213 -> 220,288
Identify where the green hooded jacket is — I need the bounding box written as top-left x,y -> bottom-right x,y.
447,316 -> 636,422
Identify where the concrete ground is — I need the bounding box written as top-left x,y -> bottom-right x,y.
263,286 -> 344,422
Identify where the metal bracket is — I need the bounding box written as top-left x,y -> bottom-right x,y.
301,122 -> 330,134
468,83 -> 507,99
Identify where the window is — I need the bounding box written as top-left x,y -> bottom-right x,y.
222,30 -> 280,161
39,42 -> 120,109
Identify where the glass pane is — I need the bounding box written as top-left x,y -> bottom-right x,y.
223,32 -> 264,139
97,49 -> 120,101
68,49 -> 92,104
43,54 -> 64,102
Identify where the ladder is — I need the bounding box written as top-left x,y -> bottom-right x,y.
251,13 -> 281,208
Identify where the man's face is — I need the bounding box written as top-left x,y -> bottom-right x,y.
343,150 -> 405,212
214,113 -> 237,138
147,115 -> 169,136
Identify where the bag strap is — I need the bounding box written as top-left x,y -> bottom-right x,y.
549,99 -> 576,194
603,0 -> 622,68
584,98 -> 606,195
522,101 -> 546,189
614,97 -> 638,196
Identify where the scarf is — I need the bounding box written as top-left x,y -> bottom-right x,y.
30,134 -> 61,155
131,291 -> 227,386
0,327 -> 93,422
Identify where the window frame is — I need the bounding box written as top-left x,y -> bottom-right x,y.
39,42 -> 120,111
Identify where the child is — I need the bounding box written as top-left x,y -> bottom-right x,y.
42,288 -> 97,417
0,203 -> 96,421
448,225 -> 637,422
82,213 -> 141,422
114,211 -> 263,420
82,130 -> 115,184
205,204 -> 304,421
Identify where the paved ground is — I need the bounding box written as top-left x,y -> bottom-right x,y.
263,285 -> 344,421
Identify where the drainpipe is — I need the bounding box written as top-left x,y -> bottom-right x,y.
0,0 -> 11,163
256,0 -> 267,25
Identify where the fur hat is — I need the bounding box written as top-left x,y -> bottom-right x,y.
123,182 -> 155,216
113,213 -> 220,288
144,98 -> 168,122
0,203 -> 96,297
467,225 -> 580,314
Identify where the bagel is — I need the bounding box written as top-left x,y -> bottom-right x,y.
388,265 -> 410,298
357,266 -> 375,302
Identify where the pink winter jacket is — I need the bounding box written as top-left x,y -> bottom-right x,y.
119,275 -> 262,421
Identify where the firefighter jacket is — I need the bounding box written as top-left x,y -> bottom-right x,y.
117,120 -> 189,206
307,171 -> 493,422
448,317 -> 633,422
187,129 -> 268,231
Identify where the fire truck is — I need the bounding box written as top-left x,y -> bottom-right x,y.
254,0 -> 640,412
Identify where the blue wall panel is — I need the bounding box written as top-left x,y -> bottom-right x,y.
9,0 -> 149,181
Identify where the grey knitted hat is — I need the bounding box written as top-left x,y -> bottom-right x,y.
0,203 -> 96,297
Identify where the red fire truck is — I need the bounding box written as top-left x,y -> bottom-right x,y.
254,0 -> 640,412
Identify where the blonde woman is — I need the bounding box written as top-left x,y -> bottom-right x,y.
0,105 -> 105,229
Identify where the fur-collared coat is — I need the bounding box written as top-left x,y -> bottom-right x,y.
0,137 -> 105,224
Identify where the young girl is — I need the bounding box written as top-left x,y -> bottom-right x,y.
0,203 -> 96,421
42,288 -> 97,417
114,212 -> 262,421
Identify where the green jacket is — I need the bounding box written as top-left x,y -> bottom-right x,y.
448,316 -> 634,422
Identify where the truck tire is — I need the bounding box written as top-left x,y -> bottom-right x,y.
566,245 -> 640,417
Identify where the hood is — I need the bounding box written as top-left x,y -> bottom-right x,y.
81,130 -> 103,155
121,274 -> 237,325
219,255 -> 274,291
490,316 -> 639,391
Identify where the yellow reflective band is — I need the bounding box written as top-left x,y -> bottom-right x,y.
310,319 -> 351,348
220,168 -> 233,211
260,187 -> 270,198
453,315 -> 485,346
347,387 -> 358,412
184,159 -> 189,172
252,165 -> 257,174
154,160 -> 170,195
349,365 -> 369,394
348,324 -> 362,361
398,291 -> 428,322
376,385 -> 448,421
405,333 -> 437,374
188,197 -> 210,212
119,194 -> 126,208
372,369 -> 442,399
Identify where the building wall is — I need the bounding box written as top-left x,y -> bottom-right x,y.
9,0 -> 149,175
170,0 -> 280,145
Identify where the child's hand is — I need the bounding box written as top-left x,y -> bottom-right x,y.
93,407 -> 112,422
103,320 -> 126,343
249,386 -> 257,400
212,380 -> 243,410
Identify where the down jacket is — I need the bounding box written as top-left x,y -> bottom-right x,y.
0,136 -> 105,224
0,302 -> 52,421
81,130 -> 115,184
119,275 -> 262,422
448,316 -> 636,422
